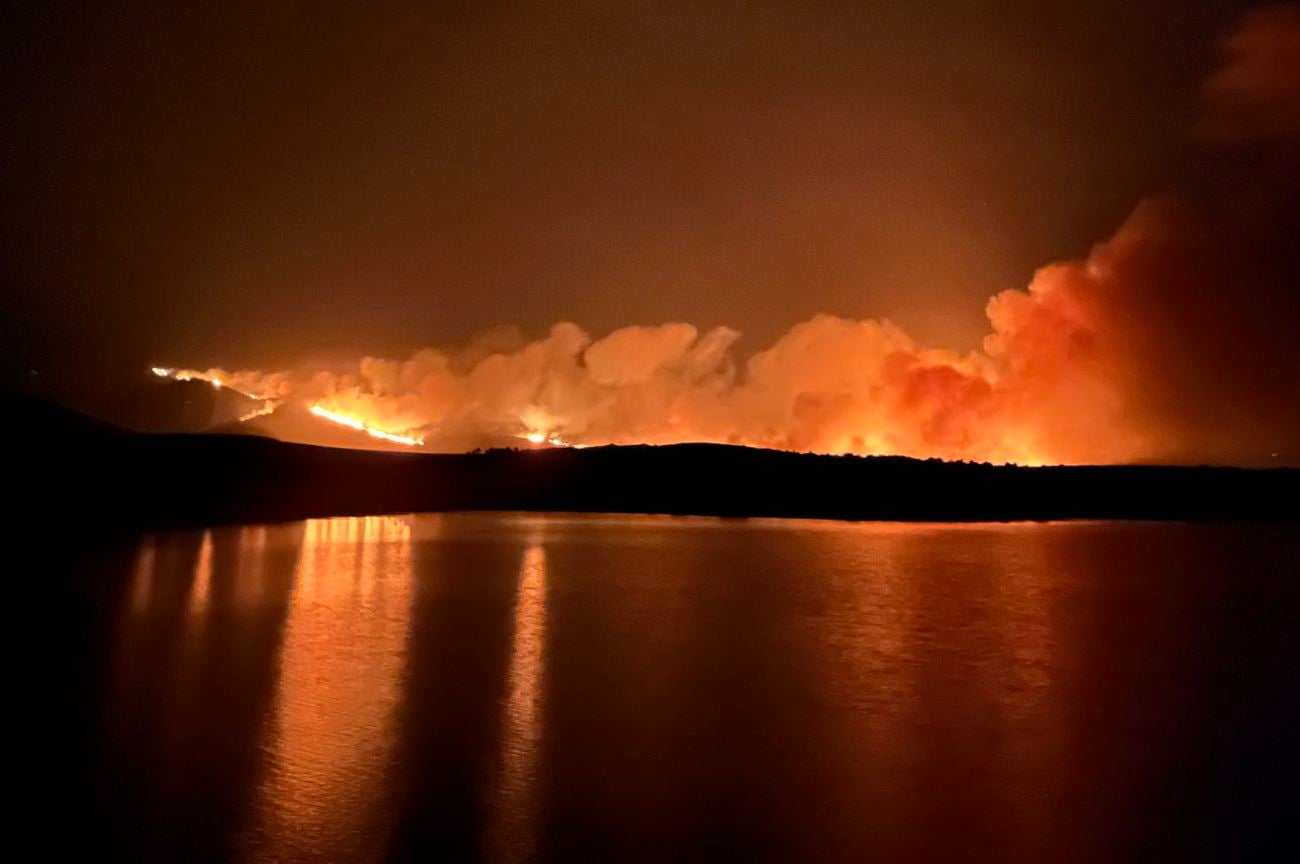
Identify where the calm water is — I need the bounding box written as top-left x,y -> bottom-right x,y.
29,514 -> 1300,861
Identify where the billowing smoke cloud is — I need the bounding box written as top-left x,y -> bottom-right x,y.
172,6 -> 1300,466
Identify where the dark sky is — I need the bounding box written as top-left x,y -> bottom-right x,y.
1,1 -> 1258,397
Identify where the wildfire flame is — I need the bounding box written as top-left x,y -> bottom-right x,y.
78,10 -> 1300,467
155,366 -> 263,401
308,404 -> 426,447
514,408 -> 584,449
152,365 -> 429,448
519,430 -> 583,448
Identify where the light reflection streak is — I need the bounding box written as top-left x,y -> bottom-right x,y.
982,532 -> 1063,842
817,528 -> 921,708
487,544 -> 549,863
187,532 -> 213,618
131,539 -> 155,614
233,525 -> 268,609
247,516 -> 413,861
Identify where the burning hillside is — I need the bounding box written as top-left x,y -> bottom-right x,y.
147,8 -> 1300,466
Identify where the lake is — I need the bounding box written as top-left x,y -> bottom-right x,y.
28,513 -> 1300,861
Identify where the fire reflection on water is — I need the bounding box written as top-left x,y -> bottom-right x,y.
246,515 -> 414,861
186,532 -> 213,618
94,515 -> 1277,862
130,540 -> 155,613
487,544 -> 549,863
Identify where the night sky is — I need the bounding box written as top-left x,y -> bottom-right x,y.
2,1 -> 1262,395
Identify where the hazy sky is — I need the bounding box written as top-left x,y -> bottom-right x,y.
1,1 -> 1260,394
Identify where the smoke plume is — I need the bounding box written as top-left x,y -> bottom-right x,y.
169,6 -> 1300,465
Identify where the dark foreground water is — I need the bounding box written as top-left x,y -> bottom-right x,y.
27,514 -> 1300,862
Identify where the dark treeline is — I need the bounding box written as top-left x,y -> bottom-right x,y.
10,394 -> 1300,532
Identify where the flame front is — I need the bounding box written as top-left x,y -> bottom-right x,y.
308,404 -> 426,447
154,366 -> 270,403
151,365 -> 427,449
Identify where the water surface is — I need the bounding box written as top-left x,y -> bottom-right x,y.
32,514 -> 1300,861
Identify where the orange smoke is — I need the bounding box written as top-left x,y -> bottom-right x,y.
151,7 -> 1300,466
153,196 -> 1298,464
155,198 -> 1295,465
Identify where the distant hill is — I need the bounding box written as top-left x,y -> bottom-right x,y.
8,392 -> 1299,531
15,372 -> 270,433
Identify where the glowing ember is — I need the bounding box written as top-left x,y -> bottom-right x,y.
308,404 -> 425,447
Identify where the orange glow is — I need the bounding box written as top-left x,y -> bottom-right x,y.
187,531 -> 213,618
519,430 -> 582,448
308,404 -> 425,447
151,200 -> 1297,466
248,516 -> 413,859
151,366 -> 282,421
148,313 -> 1088,465
517,410 -> 583,448
130,540 -> 155,613
488,544 -> 548,862
517,407 -> 578,448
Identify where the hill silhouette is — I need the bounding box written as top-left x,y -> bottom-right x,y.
8,393 -> 1298,531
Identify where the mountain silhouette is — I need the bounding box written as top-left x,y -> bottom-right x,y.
8,392 -> 1297,533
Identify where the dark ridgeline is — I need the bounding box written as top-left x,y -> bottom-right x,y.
9,393 -> 1299,530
